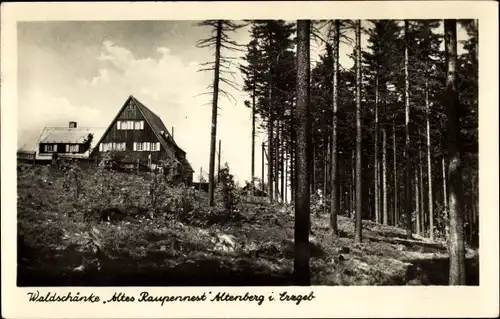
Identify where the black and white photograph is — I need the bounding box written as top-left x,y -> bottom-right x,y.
2,1 -> 498,318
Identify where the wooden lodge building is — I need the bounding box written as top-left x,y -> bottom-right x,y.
19,95 -> 194,185
37,122 -> 105,160
16,122 -> 106,163
91,95 -> 194,185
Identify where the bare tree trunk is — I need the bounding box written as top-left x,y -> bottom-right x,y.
474,19 -> 478,63
284,156 -> 288,203
251,84 -> 256,195
208,20 -> 222,207
419,138 -> 425,235
382,127 -> 388,225
330,20 -> 340,235
280,123 -> 285,202
217,139 -> 221,182
290,145 -> 295,201
445,19 -> 466,285
291,99 -> 296,202
311,144 -> 316,195
340,185 -> 345,212
426,79 -> 434,240
261,142 -> 265,194
268,105 -> 274,202
275,119 -> 280,201
294,19 -> 312,285
350,151 -> 355,217
354,19 -> 363,244
323,137 -> 329,214
415,168 -> 420,235
404,20 -> 413,239
393,120 -> 398,226
442,155 -> 448,227
374,75 -> 380,224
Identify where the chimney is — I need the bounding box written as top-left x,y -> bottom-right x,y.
69,121 -> 77,128
171,127 -> 174,139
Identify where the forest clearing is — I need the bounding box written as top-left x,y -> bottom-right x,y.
17,164 -> 478,286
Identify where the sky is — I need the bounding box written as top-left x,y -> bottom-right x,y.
17,20 -> 469,188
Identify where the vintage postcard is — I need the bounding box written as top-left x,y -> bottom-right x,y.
1,1 -> 498,318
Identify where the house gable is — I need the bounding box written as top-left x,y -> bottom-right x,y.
92,96 -> 169,155
91,95 -> 193,172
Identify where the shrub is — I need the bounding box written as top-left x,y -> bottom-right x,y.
149,171 -> 169,209
99,150 -> 129,170
60,159 -> 84,201
18,221 -> 65,251
215,163 -> 240,216
311,190 -> 327,216
434,203 -> 449,239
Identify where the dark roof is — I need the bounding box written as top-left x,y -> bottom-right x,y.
93,95 -> 194,173
131,96 -> 180,150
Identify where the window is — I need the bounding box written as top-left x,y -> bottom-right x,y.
44,144 -> 54,152
150,142 -> 160,151
67,144 -> 79,153
101,142 -> 126,151
133,142 -> 158,152
117,120 -> 144,130
134,121 -> 144,130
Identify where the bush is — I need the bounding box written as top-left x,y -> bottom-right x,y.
98,150 -> 130,170
215,163 -> 241,217
434,203 -> 449,239
18,221 -> 65,251
60,159 -> 84,201
311,190 -> 327,216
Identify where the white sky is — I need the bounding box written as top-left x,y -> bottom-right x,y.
17,20 -> 469,186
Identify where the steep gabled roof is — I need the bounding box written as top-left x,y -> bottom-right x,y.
92,95 -> 193,172
133,96 -> 194,173
131,96 -> 179,150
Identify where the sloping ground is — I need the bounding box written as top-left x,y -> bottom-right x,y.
17,165 -> 479,286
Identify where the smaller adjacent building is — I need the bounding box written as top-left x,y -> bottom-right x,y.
17,122 -> 106,162
37,122 -> 106,160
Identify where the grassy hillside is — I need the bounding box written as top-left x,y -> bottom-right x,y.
17,163 -> 479,286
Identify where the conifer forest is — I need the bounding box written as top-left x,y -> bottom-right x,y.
17,19 -> 479,287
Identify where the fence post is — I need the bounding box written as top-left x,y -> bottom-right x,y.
199,167 -> 202,192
